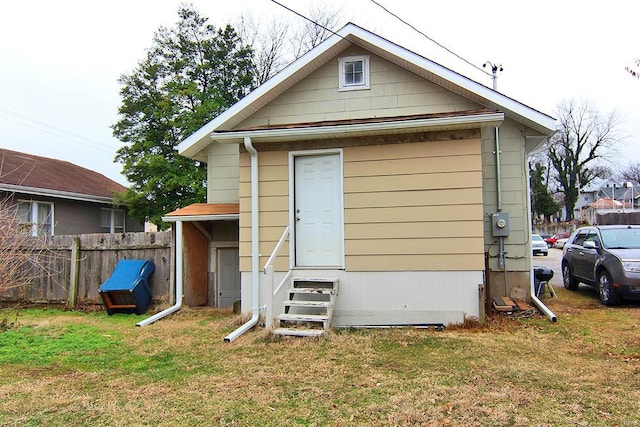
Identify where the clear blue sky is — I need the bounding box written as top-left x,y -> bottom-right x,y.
1,0 -> 638,185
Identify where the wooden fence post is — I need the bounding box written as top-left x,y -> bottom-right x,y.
68,236 -> 80,307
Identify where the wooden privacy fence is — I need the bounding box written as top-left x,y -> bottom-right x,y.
0,231 -> 172,307
596,212 -> 640,225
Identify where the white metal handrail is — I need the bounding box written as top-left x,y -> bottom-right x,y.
272,270 -> 293,299
263,225 -> 290,274
264,226 -> 291,329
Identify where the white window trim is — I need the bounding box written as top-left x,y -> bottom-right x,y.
101,208 -> 126,233
338,55 -> 370,91
17,200 -> 54,236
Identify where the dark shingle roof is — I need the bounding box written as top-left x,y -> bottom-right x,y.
0,148 -> 125,199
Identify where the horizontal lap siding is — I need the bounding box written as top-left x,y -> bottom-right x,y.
344,139 -> 484,271
481,122 -> 529,272
240,139 -> 485,272
236,46 -> 481,129
239,151 -> 290,271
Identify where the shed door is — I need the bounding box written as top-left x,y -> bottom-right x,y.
294,153 -> 343,267
218,248 -> 240,307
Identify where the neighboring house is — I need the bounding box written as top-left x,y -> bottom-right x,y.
597,180 -> 636,207
582,197 -> 626,225
576,180 -> 637,223
166,23 -> 556,331
0,148 -> 144,235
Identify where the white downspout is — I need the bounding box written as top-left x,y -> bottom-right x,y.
530,268 -> 557,322
137,220 -> 184,326
524,155 -> 557,322
224,137 -> 260,342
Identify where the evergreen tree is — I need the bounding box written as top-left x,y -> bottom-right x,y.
112,5 -> 255,227
530,162 -> 559,222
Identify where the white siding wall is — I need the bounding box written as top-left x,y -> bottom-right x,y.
243,270 -> 482,327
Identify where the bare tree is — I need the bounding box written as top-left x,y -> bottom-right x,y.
0,197 -> 52,295
618,162 -> 640,185
626,59 -> 640,79
548,98 -> 621,221
235,14 -> 290,85
289,2 -> 343,59
235,1 -> 344,84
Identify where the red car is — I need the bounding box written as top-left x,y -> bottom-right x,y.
545,232 -> 571,248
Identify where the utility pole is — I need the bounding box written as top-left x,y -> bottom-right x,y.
577,174 -> 582,222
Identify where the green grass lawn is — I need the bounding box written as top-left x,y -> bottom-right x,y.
1,287 -> 639,426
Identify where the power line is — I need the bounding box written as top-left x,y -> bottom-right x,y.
269,0 -> 341,39
0,106 -> 115,153
369,0 -> 492,77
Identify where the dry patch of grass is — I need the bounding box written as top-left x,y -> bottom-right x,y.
1,294 -> 640,426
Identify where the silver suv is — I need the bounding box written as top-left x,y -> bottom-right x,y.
562,225 -> 640,305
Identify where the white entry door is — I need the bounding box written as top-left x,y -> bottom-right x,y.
294,153 -> 343,267
218,248 -> 240,307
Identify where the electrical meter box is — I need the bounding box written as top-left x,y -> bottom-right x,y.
491,212 -> 510,237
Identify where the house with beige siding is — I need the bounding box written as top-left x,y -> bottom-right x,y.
160,23 -> 557,338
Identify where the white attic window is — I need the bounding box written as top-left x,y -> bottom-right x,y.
338,55 -> 370,91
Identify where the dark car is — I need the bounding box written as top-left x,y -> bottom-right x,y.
561,225 -> 640,305
545,232 -> 571,248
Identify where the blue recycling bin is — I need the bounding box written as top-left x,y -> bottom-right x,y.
99,260 -> 155,315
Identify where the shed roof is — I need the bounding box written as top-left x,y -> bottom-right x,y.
163,203 -> 240,222
0,148 -> 125,203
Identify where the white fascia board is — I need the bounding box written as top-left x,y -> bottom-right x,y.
345,25 -> 557,135
162,214 -> 239,223
210,113 -> 505,144
177,31 -> 350,159
0,184 -> 117,205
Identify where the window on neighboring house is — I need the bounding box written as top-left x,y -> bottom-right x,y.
338,55 -> 370,91
101,208 -> 125,233
17,201 -> 54,236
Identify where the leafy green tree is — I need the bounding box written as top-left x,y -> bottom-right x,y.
113,5 -> 255,227
548,98 -> 619,221
530,162 -> 559,222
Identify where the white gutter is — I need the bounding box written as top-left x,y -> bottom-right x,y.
162,214 -> 239,223
136,220 -> 184,326
0,183 -> 118,205
209,113 -> 505,144
224,137 -> 260,342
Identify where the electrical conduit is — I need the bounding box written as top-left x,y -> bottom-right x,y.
224,137 -> 260,342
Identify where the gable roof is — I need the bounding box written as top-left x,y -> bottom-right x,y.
0,148 -> 126,204
588,197 -> 626,209
178,22 -> 556,159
